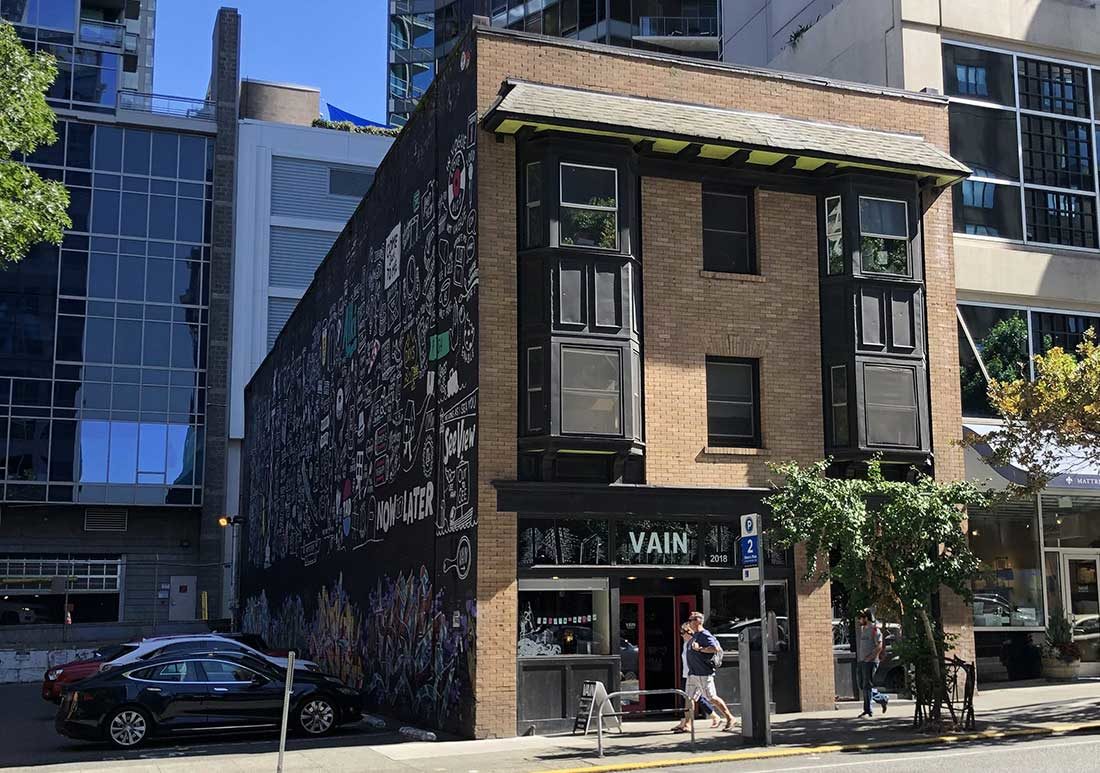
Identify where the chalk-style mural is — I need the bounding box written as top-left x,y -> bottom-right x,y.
239,37 -> 480,736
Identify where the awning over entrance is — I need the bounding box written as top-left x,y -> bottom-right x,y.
483,80 -> 971,187
963,423 -> 1100,491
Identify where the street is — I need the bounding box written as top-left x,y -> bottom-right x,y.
0,682 -> 402,769
650,734 -> 1100,772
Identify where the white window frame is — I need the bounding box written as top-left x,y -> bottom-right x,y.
558,162 -> 619,251
857,196 -> 910,277
525,161 -> 542,248
830,364 -> 848,446
825,195 -> 844,274
526,345 -> 543,433
943,39 -> 1100,252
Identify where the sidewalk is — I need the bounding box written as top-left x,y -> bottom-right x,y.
15,680 -> 1100,773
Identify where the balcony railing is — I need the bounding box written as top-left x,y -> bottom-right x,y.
78,18 -> 126,48
118,91 -> 217,121
638,16 -> 718,37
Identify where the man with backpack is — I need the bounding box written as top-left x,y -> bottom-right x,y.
856,608 -> 890,718
673,611 -> 736,733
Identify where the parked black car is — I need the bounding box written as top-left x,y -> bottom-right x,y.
55,651 -> 361,749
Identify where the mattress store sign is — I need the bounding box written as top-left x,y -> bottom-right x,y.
617,522 -> 698,565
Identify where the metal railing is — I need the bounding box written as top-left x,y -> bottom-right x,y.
118,91 -> 217,121
78,18 -> 126,48
596,689 -> 696,757
638,16 -> 718,37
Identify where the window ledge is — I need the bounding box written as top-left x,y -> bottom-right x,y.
702,446 -> 769,457
699,270 -> 766,283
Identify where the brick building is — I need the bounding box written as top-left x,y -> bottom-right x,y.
237,22 -> 969,738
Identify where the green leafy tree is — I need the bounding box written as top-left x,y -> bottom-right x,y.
765,458 -> 988,726
0,21 -> 70,267
984,329 -> 1100,491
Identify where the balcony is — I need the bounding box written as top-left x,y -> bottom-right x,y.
78,18 -> 125,48
117,91 -> 217,122
635,16 -> 719,53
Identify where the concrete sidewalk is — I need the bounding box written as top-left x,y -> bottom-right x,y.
13,680 -> 1100,773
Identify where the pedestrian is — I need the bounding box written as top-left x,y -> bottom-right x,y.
679,623 -> 720,728
672,611 -> 736,733
856,608 -> 889,718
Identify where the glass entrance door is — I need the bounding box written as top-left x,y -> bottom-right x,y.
1064,555 -> 1100,663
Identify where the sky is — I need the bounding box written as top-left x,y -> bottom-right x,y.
153,0 -> 388,124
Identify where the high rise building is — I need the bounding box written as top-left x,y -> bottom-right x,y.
723,0 -> 1100,681
388,1 -> 722,126
0,3 -> 239,673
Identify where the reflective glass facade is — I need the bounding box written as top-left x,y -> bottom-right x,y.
1,120 -> 214,506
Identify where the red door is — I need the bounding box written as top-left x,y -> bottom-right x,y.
619,596 -> 645,713
674,594 -> 697,687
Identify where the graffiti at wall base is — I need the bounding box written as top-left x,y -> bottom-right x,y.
240,568 -> 475,731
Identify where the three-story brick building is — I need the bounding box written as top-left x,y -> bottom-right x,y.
238,21 -> 969,737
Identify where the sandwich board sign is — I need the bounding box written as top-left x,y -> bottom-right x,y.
573,680 -> 620,735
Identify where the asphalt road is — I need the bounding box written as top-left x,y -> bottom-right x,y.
0,681 -> 402,769
651,734 -> 1100,772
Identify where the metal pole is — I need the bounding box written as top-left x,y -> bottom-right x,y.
596,695 -> 604,758
277,650 -> 295,773
757,536 -> 772,746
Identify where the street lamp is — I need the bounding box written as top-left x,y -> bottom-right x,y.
217,516 -> 246,626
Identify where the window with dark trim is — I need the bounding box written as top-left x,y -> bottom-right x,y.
559,162 -> 618,250
1017,57 -> 1090,118
705,357 -> 760,448
830,365 -> 849,446
702,186 -> 755,273
1024,189 -> 1097,248
560,346 -> 622,435
858,197 -> 909,276
1020,115 -> 1093,191
824,195 -> 844,274
328,168 -> 375,198
526,346 -> 544,433
524,161 -> 543,248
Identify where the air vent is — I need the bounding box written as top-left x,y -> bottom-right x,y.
84,508 -> 128,532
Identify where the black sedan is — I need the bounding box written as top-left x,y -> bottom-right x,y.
55,651 -> 361,749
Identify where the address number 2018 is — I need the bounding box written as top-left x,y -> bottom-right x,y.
708,554 -> 729,564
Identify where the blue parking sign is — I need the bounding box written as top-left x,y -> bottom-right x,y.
740,534 -> 759,567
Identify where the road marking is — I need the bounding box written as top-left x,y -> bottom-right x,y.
749,736 -> 1100,772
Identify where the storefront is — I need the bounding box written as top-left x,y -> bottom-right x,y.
964,428 -> 1100,678
499,483 -> 801,734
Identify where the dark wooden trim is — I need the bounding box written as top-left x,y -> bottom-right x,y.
770,155 -> 798,172
722,149 -> 752,167
493,480 -> 769,515
814,162 -> 839,177
676,142 -> 704,160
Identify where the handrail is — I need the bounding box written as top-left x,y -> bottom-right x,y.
596,688 -> 695,758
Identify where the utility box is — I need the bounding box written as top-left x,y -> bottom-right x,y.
738,627 -> 770,744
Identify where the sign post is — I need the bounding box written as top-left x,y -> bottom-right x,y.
740,513 -> 771,745
277,650 -> 295,773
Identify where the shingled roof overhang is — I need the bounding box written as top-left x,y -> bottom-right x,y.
483,80 -> 971,187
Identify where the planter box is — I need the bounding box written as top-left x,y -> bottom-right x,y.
1042,657 -> 1081,681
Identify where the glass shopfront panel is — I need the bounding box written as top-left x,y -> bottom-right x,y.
517,578 -> 610,657
518,518 -> 609,567
1042,494 -> 1100,549
615,519 -> 699,566
708,581 -> 790,653
969,500 -> 1043,627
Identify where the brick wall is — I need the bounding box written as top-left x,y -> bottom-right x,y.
473,129 -> 520,738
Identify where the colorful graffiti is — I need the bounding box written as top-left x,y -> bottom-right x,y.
239,37 -> 480,736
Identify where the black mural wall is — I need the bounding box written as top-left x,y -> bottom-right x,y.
239,38 -> 480,736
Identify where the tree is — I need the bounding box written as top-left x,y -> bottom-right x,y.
960,314 -> 1028,417
0,21 -> 70,267
984,330 -> 1100,490
765,458 -> 988,727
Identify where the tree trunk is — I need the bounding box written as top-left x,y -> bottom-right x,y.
918,608 -> 943,724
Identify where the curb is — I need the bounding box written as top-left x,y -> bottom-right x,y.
536,721 -> 1100,773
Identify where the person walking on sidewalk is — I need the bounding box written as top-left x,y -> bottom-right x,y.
673,612 -> 736,733
856,609 -> 889,718
679,623 -> 720,728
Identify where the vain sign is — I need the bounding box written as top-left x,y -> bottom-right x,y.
627,531 -> 690,557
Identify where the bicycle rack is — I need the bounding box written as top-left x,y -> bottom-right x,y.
595,688 -> 696,758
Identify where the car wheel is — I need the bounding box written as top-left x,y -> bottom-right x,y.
297,696 -> 337,736
105,706 -> 151,749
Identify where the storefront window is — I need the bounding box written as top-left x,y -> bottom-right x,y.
1044,552 -> 1064,620
517,579 -> 610,657
707,582 -> 789,653
615,519 -> 699,565
1042,494 -> 1100,548
970,501 -> 1044,627
518,518 -> 609,567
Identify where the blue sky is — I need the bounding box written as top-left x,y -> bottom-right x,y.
154,1 -> 388,123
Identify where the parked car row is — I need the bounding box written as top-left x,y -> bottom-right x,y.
42,632 -> 362,748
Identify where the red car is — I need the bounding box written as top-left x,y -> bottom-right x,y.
41,644 -> 136,703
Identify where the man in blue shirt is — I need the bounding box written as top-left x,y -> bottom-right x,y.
673,611 -> 736,733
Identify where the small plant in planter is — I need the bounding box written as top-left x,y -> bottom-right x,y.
1041,614 -> 1082,680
